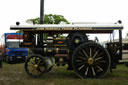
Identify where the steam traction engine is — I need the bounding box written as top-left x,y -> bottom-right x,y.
10,22 -> 123,78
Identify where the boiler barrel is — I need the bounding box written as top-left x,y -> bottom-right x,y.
44,48 -> 69,56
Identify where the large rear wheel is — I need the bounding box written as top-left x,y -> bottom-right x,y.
72,42 -> 111,78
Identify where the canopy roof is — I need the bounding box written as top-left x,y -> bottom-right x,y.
10,24 -> 123,33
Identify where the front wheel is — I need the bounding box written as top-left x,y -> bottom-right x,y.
24,54 -> 48,78
72,42 -> 111,79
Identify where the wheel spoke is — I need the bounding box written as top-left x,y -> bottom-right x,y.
34,69 -> 39,75
97,60 -> 106,63
76,59 -> 83,62
29,61 -> 35,65
27,64 -> 34,67
79,52 -> 84,56
91,67 -> 96,76
38,66 -> 45,72
90,48 -> 92,57
28,66 -> 34,72
35,69 -> 41,75
77,61 -> 87,66
93,50 -> 99,58
36,59 -> 41,65
78,65 -> 85,70
83,50 -> 89,58
96,53 -> 104,58
29,68 -> 34,73
33,69 -> 37,75
77,62 -> 84,65
96,65 -> 103,72
35,57 -> 38,64
85,67 -> 89,75
95,57 -> 102,61
27,61 -> 34,65
78,56 -> 87,60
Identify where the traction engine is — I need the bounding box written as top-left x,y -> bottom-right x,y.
10,22 -> 123,78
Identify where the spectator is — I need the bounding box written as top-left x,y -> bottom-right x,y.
0,50 -> 3,68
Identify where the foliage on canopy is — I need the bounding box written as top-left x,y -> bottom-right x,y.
26,14 -> 70,24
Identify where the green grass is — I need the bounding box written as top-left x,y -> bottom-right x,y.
0,63 -> 128,85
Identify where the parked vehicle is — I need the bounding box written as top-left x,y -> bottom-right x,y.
0,33 -> 28,63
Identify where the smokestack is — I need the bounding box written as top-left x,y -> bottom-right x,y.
40,0 -> 44,24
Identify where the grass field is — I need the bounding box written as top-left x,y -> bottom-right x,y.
0,63 -> 128,85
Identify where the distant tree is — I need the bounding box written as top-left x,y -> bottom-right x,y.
26,14 -> 70,24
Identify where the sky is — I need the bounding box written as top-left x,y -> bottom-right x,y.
0,0 -> 128,42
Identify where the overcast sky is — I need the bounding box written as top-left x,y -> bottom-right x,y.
0,0 -> 128,41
